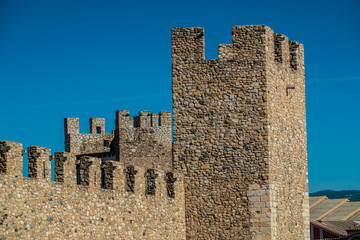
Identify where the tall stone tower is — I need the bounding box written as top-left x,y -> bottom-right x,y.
172,25 -> 309,239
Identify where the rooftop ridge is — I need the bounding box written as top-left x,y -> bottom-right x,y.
310,195 -> 328,210
317,199 -> 349,221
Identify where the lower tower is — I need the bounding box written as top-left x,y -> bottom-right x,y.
172,25 -> 309,239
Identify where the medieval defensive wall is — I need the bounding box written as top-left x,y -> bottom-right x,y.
1,25 -> 309,240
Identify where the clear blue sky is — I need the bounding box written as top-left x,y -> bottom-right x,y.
0,0 -> 359,192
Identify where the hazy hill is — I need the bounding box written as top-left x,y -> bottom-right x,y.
310,190 -> 360,201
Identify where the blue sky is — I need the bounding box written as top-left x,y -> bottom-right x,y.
0,0 -> 359,192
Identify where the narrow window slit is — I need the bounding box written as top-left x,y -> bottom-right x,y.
101,168 -> 106,188
43,161 -> 46,178
76,164 -> 81,185
214,118 -> 217,132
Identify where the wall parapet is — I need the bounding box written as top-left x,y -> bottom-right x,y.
116,110 -> 171,129
64,117 -> 114,154
0,141 -> 24,177
114,110 -> 172,170
28,146 -> 52,180
0,141 -> 182,199
0,140 -> 186,239
172,25 -> 304,71
172,25 -> 308,239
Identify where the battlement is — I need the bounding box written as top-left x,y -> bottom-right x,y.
114,110 -> 172,170
90,118 -> 105,134
64,110 -> 172,170
64,111 -> 171,136
172,25 -> 304,71
0,140 -> 185,239
0,140 -> 182,198
28,146 -> 52,179
114,110 -> 172,146
64,117 -> 114,155
65,117 -> 109,135
0,140 -> 24,177
172,25 -> 308,239
1,25 -> 308,240
116,110 -> 171,129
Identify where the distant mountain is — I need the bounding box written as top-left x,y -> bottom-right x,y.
310,190 -> 360,201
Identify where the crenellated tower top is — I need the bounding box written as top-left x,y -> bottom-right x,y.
172,25 -> 308,239
172,25 -> 304,72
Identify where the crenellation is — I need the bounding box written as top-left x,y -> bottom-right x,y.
125,165 -> 138,192
114,110 -> 172,170
289,40 -> 304,70
101,160 -> 117,190
54,151 -> 71,184
90,118 -> 105,134
0,141 -> 11,174
76,156 -> 94,186
145,169 -> 158,196
1,25 -> 308,239
172,25 -> 309,239
151,113 -> 159,127
115,110 -> 133,128
274,33 -> 289,64
65,117 -> 114,155
28,146 -> 51,179
231,25 -> 273,62
64,118 -> 79,134
159,111 -> 171,127
171,27 -> 205,64
0,141 -> 23,177
134,110 -> 151,128
0,143 -> 186,239
165,172 -> 177,198
90,156 -> 102,188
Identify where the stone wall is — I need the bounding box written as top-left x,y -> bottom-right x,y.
64,118 -> 114,156
65,110 -> 172,171
0,24 -> 309,240
172,25 -> 309,239
114,110 -> 172,171
0,140 -> 186,239
267,32 -> 310,239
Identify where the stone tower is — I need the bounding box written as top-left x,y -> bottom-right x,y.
172,25 -> 309,239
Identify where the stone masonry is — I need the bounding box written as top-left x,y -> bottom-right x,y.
172,25 -> 309,239
0,140 -> 185,239
0,25 -> 309,239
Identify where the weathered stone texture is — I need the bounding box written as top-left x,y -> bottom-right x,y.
0,25 -> 309,240
114,110 -> 172,171
0,141 -> 186,239
28,146 -> 52,179
267,31 -> 310,240
65,118 -> 114,156
172,25 -> 309,239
